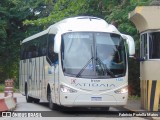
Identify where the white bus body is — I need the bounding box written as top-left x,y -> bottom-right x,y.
19,16 -> 135,110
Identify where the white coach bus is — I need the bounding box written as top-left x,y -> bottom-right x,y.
19,16 -> 135,110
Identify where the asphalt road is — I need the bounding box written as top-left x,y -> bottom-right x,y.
0,93 -> 148,120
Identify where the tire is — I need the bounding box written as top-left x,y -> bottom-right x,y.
33,98 -> 40,103
48,90 -> 57,110
25,83 -> 33,103
26,94 -> 33,103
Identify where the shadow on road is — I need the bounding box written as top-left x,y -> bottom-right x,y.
36,102 -> 131,117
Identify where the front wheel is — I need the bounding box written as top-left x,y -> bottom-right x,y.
25,84 -> 33,103
48,90 -> 58,110
33,98 -> 40,103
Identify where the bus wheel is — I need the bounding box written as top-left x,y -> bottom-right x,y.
33,98 -> 40,103
25,83 -> 33,103
48,91 -> 57,110
26,94 -> 33,103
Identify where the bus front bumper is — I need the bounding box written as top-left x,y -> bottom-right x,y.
59,93 -> 128,107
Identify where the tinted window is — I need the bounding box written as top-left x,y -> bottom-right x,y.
61,32 -> 126,78
149,32 -> 160,59
47,34 -> 58,65
20,34 -> 47,60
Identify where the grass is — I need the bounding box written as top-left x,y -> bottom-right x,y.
128,95 -> 140,100
0,84 -> 5,93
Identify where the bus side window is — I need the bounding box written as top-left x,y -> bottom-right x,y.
47,34 -> 58,65
27,44 -> 33,58
39,35 -> 47,56
149,32 -> 160,59
21,44 -> 25,60
33,40 -> 39,57
22,43 -> 28,59
32,44 -> 38,57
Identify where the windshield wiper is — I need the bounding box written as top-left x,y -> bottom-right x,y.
76,46 -> 94,77
95,46 -> 115,78
95,57 -> 116,78
76,57 -> 93,77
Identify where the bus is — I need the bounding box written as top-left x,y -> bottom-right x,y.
19,16 -> 135,110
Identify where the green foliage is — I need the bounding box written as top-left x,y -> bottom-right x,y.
0,84 -> 5,93
128,95 -> 140,100
0,0 -> 37,84
128,58 -> 140,96
24,0 -> 89,28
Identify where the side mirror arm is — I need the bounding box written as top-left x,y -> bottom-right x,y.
133,55 -> 145,62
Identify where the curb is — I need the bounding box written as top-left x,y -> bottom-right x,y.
0,95 -> 17,112
123,106 -> 145,112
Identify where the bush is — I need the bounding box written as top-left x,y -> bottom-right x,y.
0,83 -> 18,93
128,58 -> 140,96
0,84 -> 5,93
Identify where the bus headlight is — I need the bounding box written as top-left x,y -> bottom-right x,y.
60,85 -> 77,93
114,86 -> 128,94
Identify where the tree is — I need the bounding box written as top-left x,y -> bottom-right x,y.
0,0 -> 39,84
0,0 -> 9,82
24,0 -> 90,28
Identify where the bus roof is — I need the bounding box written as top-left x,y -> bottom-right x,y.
22,29 -> 49,43
22,16 -> 120,43
49,16 -> 109,32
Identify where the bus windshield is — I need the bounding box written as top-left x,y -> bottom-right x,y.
61,32 -> 126,78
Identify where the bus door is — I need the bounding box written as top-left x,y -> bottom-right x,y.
47,33 -> 59,103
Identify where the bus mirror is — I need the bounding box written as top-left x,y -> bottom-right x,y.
54,33 -> 61,53
121,34 -> 135,57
